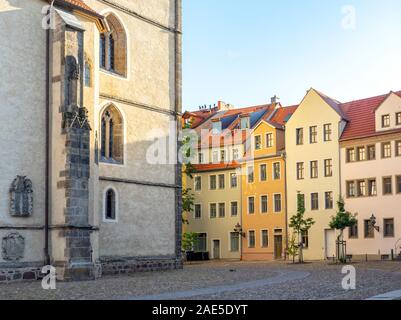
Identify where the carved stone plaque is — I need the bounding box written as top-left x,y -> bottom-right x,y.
9,176 -> 33,217
2,233 -> 25,261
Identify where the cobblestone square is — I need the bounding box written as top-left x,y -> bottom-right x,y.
1,261 -> 401,300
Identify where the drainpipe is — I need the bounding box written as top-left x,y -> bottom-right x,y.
44,1 -> 55,266
283,152 -> 289,260
174,0 -> 182,260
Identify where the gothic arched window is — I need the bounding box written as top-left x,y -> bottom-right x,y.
104,188 -> 116,221
100,34 -> 106,69
100,105 -> 124,164
84,59 -> 92,87
100,13 -> 127,76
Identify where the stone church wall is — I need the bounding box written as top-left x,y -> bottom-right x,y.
0,0 -> 46,267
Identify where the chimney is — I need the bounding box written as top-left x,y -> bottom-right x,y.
218,101 -> 235,111
271,95 -> 279,104
271,95 -> 281,109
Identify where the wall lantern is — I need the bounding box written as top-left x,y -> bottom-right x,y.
234,223 -> 246,238
369,214 -> 380,232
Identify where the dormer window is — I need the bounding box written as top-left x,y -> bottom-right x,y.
212,121 -> 222,134
382,114 -> 390,128
241,117 -> 250,130
396,112 -> 401,126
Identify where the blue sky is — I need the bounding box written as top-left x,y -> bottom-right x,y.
182,0 -> 401,110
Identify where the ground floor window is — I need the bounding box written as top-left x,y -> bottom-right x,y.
104,188 -> 117,221
261,230 -> 269,248
364,220 -> 375,238
194,233 -> 207,252
248,231 -> 256,248
230,232 -> 240,252
384,219 -> 394,238
349,221 -> 358,239
301,230 -> 309,248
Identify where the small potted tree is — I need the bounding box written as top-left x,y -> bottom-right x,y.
329,197 -> 357,264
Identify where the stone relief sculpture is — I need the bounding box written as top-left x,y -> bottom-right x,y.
1,233 -> 25,261
9,176 -> 33,217
66,55 -> 80,107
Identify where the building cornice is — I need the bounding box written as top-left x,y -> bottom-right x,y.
97,0 -> 182,34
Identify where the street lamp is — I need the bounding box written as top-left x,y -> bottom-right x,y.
234,223 -> 246,238
369,214 -> 380,232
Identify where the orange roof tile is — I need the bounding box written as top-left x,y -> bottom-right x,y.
269,105 -> 298,127
54,0 -> 101,17
193,162 -> 240,173
340,91 -> 401,141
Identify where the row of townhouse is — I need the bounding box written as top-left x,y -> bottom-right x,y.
182,89 -> 401,261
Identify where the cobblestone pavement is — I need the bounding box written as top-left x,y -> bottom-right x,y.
0,261 -> 400,300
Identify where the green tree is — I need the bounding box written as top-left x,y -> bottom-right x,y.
287,234 -> 299,264
329,197 -> 357,263
182,187 -> 194,225
182,232 -> 198,252
289,192 -> 315,263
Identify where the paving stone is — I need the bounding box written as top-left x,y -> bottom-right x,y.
0,261 -> 400,300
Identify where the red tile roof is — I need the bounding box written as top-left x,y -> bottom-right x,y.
269,105 -> 298,127
195,104 -> 274,148
193,162 -> 240,173
55,0 -> 101,17
339,91 -> 401,141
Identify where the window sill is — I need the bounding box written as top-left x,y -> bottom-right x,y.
100,158 -> 124,166
100,68 -> 127,79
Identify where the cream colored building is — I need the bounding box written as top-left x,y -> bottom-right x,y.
187,167 -> 242,260
285,89 -> 347,261
340,91 -> 401,260
0,0 -> 182,282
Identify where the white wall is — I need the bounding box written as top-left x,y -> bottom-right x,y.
0,0 -> 46,264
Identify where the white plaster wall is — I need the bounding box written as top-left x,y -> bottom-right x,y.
341,138 -> 401,256
89,0 -> 177,112
86,0 -> 175,28
0,0 -> 46,263
85,1 -> 179,259
98,100 -> 176,185
98,181 -> 176,257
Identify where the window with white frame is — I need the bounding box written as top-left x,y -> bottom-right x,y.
230,232 -> 240,252
248,231 -> 256,248
248,197 -> 255,214
231,201 -> 238,217
194,204 -> 202,219
261,195 -> 268,214
194,176 -> 202,191
274,194 -> 282,212
266,133 -> 273,148
261,230 -> 269,248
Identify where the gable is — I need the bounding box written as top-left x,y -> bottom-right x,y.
286,89 -> 342,128
375,92 -> 401,132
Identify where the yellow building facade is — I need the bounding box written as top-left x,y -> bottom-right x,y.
187,164 -> 242,260
285,89 -> 346,261
240,107 -> 296,260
